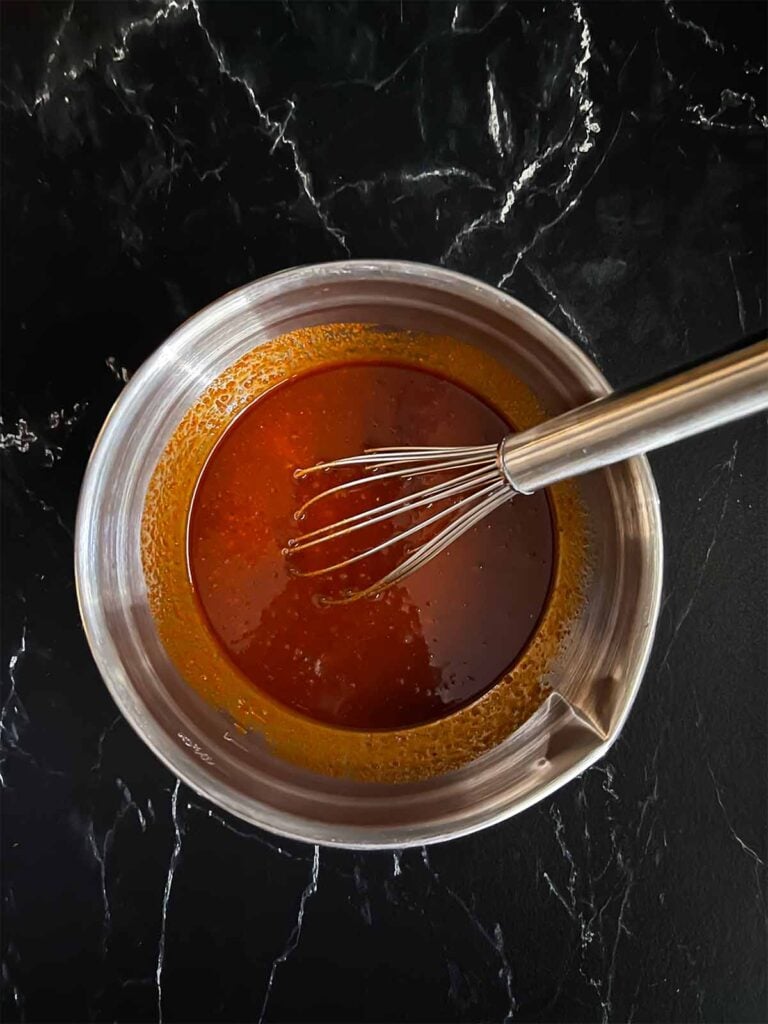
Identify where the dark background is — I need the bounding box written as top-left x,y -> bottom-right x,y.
1,2 -> 766,1022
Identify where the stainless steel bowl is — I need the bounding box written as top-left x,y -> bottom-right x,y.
75,261 -> 663,848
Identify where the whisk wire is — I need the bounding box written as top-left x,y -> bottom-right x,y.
291,477 -> 504,581
323,483 -> 510,603
295,443 -> 496,475
288,465 -> 499,551
294,452 -> 499,518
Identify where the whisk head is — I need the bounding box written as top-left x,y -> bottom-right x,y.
284,443 -> 513,602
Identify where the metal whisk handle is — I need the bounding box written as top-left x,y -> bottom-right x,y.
500,339 -> 768,494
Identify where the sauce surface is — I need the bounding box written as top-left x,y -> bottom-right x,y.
188,362 -> 554,730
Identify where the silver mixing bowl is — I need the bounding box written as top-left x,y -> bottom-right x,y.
75,261 -> 663,848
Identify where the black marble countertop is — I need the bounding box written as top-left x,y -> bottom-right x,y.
2,2 -> 766,1021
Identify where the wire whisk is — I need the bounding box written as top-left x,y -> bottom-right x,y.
285,340 -> 768,602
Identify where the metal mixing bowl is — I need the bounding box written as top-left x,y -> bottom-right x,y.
75,261 -> 663,848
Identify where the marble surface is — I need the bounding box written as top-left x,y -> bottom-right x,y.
2,2 -> 766,1021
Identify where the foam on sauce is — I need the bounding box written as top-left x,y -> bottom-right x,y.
141,323 -> 587,782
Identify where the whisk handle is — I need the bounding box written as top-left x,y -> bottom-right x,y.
500,339 -> 768,493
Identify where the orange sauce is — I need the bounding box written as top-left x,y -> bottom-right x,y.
141,323 -> 587,782
187,363 -> 555,730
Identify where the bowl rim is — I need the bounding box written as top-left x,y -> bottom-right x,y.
75,259 -> 664,848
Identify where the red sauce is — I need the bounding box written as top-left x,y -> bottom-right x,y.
188,363 -> 554,730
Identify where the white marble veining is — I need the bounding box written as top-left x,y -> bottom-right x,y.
1,1 -> 765,1020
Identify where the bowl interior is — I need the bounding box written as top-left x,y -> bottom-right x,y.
75,262 -> 662,848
